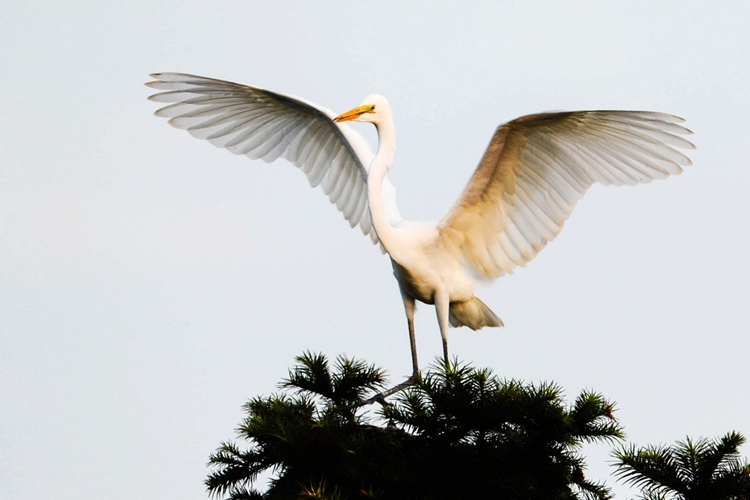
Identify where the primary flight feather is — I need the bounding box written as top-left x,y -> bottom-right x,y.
147,73 -> 694,378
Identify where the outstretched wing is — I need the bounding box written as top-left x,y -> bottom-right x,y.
437,111 -> 695,278
147,73 -> 402,245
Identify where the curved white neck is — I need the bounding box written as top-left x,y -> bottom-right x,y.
367,123 -> 399,252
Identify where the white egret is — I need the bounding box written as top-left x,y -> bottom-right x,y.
147,73 -> 694,383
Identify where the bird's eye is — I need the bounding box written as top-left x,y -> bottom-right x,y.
369,105 -> 376,113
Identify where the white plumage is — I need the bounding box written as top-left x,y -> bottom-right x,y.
147,73 -> 694,379
147,73 -> 402,247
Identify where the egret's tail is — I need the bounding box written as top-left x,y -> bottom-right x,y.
449,297 -> 504,330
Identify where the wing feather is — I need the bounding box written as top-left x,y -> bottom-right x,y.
438,110 -> 694,279
147,72 -> 400,246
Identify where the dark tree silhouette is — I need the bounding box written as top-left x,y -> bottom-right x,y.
206,353 -> 623,500
613,432 -> 750,500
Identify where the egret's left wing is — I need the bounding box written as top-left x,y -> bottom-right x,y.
147,73 -> 402,246
437,111 -> 695,279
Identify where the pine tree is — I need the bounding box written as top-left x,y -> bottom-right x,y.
206,353 -> 623,499
613,432 -> 750,500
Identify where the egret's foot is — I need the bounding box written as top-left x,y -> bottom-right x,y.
349,373 -> 420,409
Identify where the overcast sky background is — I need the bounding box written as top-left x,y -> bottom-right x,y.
2,1 -> 749,498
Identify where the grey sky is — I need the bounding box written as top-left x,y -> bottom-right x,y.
2,1 -> 749,498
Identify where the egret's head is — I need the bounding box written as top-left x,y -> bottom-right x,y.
333,94 -> 390,125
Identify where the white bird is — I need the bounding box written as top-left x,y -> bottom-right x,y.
147,73 -> 694,383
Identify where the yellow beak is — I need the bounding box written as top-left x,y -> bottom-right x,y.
333,105 -> 372,123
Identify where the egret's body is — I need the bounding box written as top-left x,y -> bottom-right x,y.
148,74 -> 694,378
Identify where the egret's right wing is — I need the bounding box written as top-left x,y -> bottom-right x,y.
437,111 -> 694,279
147,73 -> 401,245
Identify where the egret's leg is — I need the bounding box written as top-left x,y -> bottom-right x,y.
401,294 -> 419,377
350,293 -> 419,409
434,290 -> 451,364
